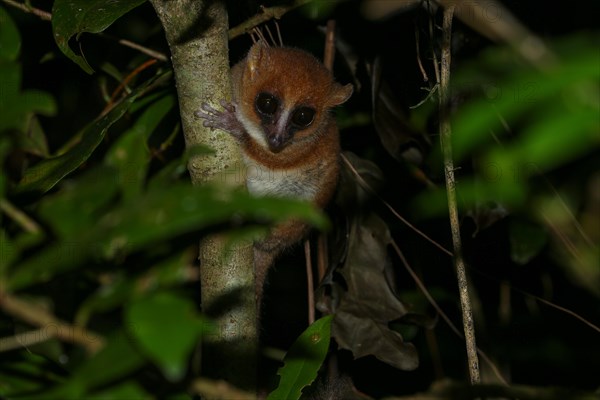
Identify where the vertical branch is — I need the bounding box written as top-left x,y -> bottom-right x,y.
438,5 -> 481,384
149,0 -> 256,392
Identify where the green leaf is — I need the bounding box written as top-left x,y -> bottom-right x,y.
52,0 -> 148,74
0,63 -> 56,133
268,315 -> 333,400
19,116 -> 51,158
300,0 -> 339,19
451,43 -> 600,162
87,383 -> 151,400
8,183 -> 326,290
509,218 -> 547,265
125,292 -> 213,381
0,229 -> 17,275
105,94 -> 175,199
41,330 -> 145,399
0,5 -> 21,61
486,105 -> 599,176
38,165 -> 120,238
0,352 -> 65,397
14,75 -> 159,195
75,251 -> 192,326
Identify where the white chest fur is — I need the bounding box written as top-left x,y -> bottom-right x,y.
244,156 -> 322,201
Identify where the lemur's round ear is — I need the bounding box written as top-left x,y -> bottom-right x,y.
246,41 -> 270,80
329,83 -> 353,106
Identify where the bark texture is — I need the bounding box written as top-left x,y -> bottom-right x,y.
150,0 -> 256,391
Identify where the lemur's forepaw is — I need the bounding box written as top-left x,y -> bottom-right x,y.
194,100 -> 244,137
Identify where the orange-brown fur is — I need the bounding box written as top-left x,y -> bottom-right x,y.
197,42 -> 352,307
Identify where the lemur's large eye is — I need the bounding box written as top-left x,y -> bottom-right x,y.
256,93 -> 278,116
291,107 -> 315,128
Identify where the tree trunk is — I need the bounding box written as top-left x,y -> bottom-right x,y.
149,0 -> 257,391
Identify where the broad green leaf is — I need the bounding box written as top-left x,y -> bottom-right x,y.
0,6 -> 20,61
126,292 -> 213,381
8,183 -> 326,290
87,383 -> 151,400
268,315 -> 332,400
1,229 -> 46,275
451,45 -> 600,162
38,165 -> 120,238
486,106 -> 599,176
0,63 -> 56,133
75,251 -> 191,326
0,352 -> 65,397
147,144 -> 214,189
52,0 -> 148,74
105,94 -> 175,199
40,330 -> 145,399
413,178 -> 526,218
300,0 -> 339,19
15,76 -> 158,195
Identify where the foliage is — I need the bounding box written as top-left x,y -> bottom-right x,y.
0,0 -> 599,399
0,2 -> 325,398
268,315 -> 332,400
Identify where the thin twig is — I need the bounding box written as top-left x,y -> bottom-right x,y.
341,154 -> 453,257
191,377 -> 256,400
305,241 -> 315,325
102,58 -> 158,115
469,267 -> 600,334
0,328 -> 51,352
0,292 -> 105,354
516,288 -> 600,334
1,0 -> 50,20
414,22 -> 429,82
390,241 -> 508,385
427,0 -> 441,84
438,5 -> 480,384
228,0 -> 312,40
316,235 -> 328,282
107,35 -> 168,62
0,199 -> 42,234
1,0 -> 168,62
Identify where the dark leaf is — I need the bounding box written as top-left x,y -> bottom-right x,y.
41,330 -> 145,399
105,94 -> 175,200
52,0 -> 148,73
466,200 -> 509,235
15,75 -> 159,195
0,63 -> 56,134
334,309 -> 418,371
330,213 -> 419,371
509,218 -> 547,265
0,6 -> 20,61
337,151 -> 384,212
37,165 -> 120,238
